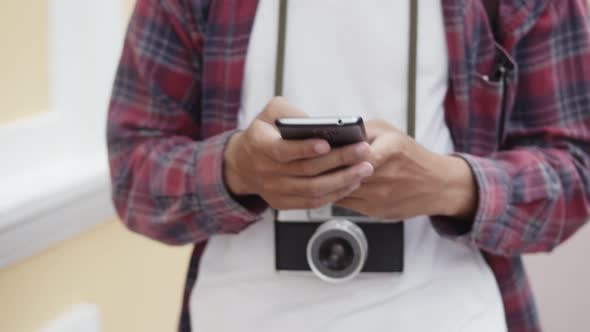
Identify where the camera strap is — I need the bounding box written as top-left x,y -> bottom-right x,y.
274,0 -> 419,138
272,2 -> 415,273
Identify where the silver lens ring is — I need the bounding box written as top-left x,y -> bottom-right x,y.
306,219 -> 368,283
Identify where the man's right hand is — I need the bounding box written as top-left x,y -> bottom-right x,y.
223,97 -> 374,210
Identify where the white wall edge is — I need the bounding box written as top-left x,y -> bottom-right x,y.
0,169 -> 115,269
39,303 -> 101,332
0,0 -> 124,269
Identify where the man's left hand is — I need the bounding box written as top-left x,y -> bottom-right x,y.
335,120 -> 478,221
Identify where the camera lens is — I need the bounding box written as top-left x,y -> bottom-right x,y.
307,219 -> 368,283
319,237 -> 355,271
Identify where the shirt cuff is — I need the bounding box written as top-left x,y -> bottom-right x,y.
431,153 -> 512,252
195,129 -> 268,233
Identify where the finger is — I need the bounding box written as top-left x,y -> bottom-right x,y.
281,162 -> 374,197
282,142 -> 371,176
272,139 -> 331,163
250,120 -> 331,163
269,181 -> 361,210
258,96 -> 309,124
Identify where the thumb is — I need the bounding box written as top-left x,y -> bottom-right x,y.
368,132 -> 405,168
258,97 -> 309,125
365,120 -> 398,142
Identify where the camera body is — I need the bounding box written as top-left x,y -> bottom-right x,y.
275,205 -> 404,282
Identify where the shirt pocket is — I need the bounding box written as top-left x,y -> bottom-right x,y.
470,42 -> 517,153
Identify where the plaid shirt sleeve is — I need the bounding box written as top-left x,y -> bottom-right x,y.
433,0 -> 590,256
107,0 -> 263,245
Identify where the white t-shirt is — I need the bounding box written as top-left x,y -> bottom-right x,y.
191,1 -> 506,331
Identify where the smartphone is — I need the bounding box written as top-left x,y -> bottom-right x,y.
275,116 -> 366,147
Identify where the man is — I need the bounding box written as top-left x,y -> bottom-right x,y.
107,0 -> 590,331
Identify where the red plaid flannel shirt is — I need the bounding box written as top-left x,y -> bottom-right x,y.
107,0 -> 590,331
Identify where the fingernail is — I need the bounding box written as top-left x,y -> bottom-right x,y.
314,142 -> 330,154
358,164 -> 374,177
355,143 -> 369,157
350,182 -> 361,191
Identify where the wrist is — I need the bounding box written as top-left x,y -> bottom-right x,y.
434,155 -> 478,220
223,132 -> 250,196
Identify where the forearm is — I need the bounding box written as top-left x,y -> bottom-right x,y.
431,146 -> 590,256
108,129 -> 263,245
428,154 -> 479,220
107,0 -> 265,245
431,0 -> 590,256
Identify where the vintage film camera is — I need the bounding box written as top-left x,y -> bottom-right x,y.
275,205 -> 404,283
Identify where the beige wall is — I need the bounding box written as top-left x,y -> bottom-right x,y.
0,0 -> 137,125
0,2 -> 195,332
124,0 -> 137,19
0,220 -> 192,332
0,1 -> 49,124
